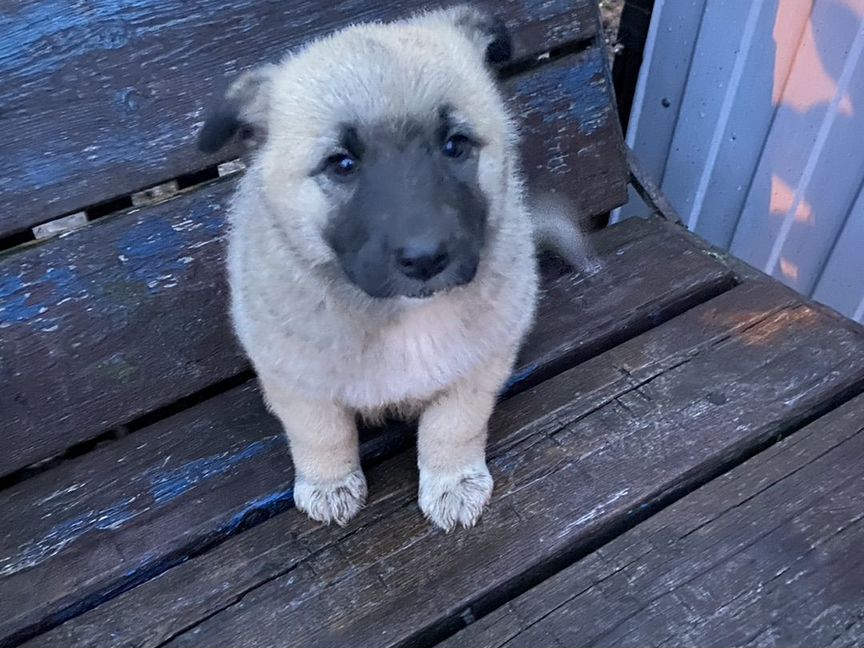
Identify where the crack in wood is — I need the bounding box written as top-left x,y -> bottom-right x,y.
677,426 -> 864,544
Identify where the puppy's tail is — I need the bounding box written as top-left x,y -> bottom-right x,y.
529,193 -> 600,274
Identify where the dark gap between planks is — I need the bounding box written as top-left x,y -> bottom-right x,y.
396,377 -> 864,648
0,165 -> 229,256
0,370 -> 256,493
1,275 -> 740,647
0,38 -> 594,256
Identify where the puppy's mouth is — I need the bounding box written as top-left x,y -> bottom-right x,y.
403,285 -> 438,300
342,258 -> 479,300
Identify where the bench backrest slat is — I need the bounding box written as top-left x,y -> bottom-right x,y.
0,0 -> 601,238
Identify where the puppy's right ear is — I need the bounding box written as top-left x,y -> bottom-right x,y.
197,64 -> 276,154
445,5 -> 513,65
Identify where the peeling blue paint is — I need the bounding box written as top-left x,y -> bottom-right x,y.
515,58 -> 610,136
0,0 -> 184,79
16,151 -> 85,190
118,218 -> 188,292
148,436 -> 284,505
92,499 -> 138,530
5,117 -> 186,194
2,434 -> 290,576
0,265 -> 82,329
224,487 -> 295,534
113,203 -> 226,292
200,204 -> 225,235
0,276 -> 44,322
0,498 -> 137,577
505,361 -> 540,392
43,266 -> 79,298
0,194 -> 225,332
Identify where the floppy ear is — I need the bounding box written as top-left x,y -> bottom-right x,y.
197,64 -> 277,154
446,5 -> 513,65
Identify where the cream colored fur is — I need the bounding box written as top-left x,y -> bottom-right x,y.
226,7 -> 539,530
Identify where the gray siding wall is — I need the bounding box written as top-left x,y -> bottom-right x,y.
614,0 -> 864,323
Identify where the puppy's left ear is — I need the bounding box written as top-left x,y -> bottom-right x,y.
197,64 -> 277,154
446,5 -> 513,65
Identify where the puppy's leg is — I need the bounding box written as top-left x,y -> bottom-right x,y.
259,376 -> 366,526
418,354 -> 513,531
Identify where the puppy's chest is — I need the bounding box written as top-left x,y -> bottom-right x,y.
344,308 -> 487,406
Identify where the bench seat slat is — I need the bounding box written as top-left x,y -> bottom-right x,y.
21,280 -> 864,648
156,283 -> 864,648
0,49 -> 627,478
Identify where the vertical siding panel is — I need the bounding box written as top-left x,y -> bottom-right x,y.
661,0 -> 768,238
730,0 -> 864,294
614,0 -> 706,222
660,0 -> 810,248
813,183 -> 864,322
687,0 -> 811,248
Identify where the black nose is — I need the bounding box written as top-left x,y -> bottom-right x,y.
395,241 -> 450,281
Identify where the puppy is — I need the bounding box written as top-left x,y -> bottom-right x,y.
199,6 -> 566,531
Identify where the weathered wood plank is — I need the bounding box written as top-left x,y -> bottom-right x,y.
443,394 -> 864,648
24,282 -> 864,648
0,182 -> 243,477
0,204 -> 727,478
512,50 -> 628,223
0,0 -> 601,236
0,217 -> 735,645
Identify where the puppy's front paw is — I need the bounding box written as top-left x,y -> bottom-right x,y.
294,470 -> 367,526
419,464 -> 493,532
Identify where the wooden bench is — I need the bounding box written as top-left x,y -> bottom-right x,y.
1,2 -> 863,647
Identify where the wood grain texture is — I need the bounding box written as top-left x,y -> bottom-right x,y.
0,215 -> 735,645
443,394 -> 864,648
0,172 -> 717,480
24,282 -> 864,648
0,0 -> 600,235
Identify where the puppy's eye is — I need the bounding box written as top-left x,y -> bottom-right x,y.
442,134 -> 473,159
325,153 -> 359,178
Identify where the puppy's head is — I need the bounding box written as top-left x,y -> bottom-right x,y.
200,6 -> 515,299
